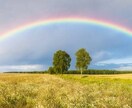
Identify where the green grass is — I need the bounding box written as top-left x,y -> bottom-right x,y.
60,74 -> 132,84
0,74 -> 132,108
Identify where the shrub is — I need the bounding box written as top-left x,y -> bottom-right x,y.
48,67 -> 55,74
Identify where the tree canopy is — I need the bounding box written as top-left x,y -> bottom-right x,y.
53,50 -> 71,74
75,48 -> 92,75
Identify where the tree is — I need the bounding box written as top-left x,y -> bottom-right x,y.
75,48 -> 92,75
48,67 -> 55,74
53,50 -> 71,74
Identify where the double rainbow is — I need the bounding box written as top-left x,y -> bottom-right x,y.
0,17 -> 132,41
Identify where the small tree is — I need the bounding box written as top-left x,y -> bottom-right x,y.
48,67 -> 55,74
75,48 -> 92,75
53,50 -> 71,74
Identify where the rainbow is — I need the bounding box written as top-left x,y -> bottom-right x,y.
0,17 -> 132,41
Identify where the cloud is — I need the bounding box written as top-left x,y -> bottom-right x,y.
0,0 -> 132,71
114,63 -> 132,71
0,64 -> 47,72
96,57 -> 132,65
115,65 -> 132,71
93,56 -> 132,70
1,0 -> 132,33
0,24 -> 132,71
92,51 -> 112,62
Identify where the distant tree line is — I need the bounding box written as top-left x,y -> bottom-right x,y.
4,48 -> 132,75
48,48 -> 92,75
4,70 -> 132,74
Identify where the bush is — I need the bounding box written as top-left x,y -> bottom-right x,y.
48,67 -> 56,74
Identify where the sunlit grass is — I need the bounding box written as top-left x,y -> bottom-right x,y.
0,73 -> 132,108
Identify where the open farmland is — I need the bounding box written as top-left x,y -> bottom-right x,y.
0,73 -> 132,108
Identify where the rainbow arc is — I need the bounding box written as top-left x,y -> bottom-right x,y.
0,18 -> 132,41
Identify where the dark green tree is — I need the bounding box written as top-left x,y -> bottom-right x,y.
53,50 -> 71,74
75,48 -> 92,75
48,67 -> 55,74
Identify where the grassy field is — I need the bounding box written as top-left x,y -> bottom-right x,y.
0,74 -> 132,108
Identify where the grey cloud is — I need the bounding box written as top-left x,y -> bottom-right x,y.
0,0 -> 132,71
0,0 -> 132,32
0,24 -> 132,69
96,57 -> 132,65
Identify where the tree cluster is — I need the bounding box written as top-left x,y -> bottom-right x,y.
48,48 -> 92,75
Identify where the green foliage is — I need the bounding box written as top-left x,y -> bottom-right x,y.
65,70 -> 117,74
53,50 -> 71,74
48,67 -> 55,74
4,71 -> 48,74
65,70 -> 132,74
4,70 -> 132,74
75,48 -> 92,74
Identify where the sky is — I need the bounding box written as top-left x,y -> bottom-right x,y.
0,0 -> 132,71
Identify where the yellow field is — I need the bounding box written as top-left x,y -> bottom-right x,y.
0,73 -> 132,108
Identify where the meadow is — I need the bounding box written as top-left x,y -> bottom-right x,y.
0,73 -> 132,108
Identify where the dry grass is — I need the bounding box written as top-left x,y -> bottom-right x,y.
0,73 -> 132,108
